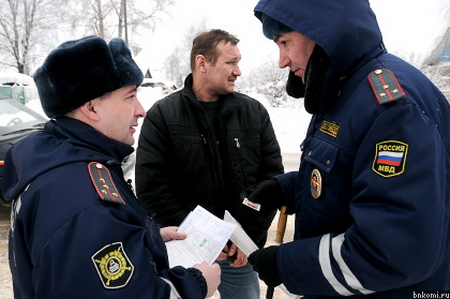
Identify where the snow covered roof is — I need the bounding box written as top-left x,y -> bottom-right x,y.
0,72 -> 35,86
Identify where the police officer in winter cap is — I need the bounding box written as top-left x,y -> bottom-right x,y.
3,35 -> 221,298
34,35 -> 143,119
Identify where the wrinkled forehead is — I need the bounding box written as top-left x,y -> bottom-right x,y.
216,41 -> 241,61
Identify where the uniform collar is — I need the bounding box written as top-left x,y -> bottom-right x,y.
51,117 -> 134,164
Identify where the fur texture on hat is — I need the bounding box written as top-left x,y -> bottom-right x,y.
34,36 -> 143,118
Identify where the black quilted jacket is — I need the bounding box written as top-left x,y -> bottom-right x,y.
136,74 -> 284,247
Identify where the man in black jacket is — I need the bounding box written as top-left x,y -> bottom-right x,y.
136,29 -> 284,299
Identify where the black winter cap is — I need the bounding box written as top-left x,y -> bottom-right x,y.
34,36 -> 143,118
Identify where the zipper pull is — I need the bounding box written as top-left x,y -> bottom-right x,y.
126,179 -> 135,193
234,138 -> 240,148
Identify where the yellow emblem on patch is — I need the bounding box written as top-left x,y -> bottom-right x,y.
372,140 -> 408,177
92,242 -> 134,289
319,120 -> 340,138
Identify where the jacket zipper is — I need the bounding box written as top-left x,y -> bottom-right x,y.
234,137 -> 240,148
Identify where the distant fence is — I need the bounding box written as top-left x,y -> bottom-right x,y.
0,85 -> 39,104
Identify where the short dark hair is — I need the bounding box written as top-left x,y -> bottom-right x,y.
190,29 -> 239,71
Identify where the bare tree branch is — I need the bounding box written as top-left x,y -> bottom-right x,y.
0,0 -> 57,74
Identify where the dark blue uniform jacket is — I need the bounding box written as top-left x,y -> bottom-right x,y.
255,0 -> 450,297
2,117 -> 206,298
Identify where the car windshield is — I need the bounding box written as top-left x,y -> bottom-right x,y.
0,100 -> 46,136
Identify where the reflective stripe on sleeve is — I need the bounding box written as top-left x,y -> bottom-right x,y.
319,234 -> 354,296
160,277 -> 182,299
331,234 -> 374,295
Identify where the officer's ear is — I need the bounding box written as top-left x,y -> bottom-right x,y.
78,98 -> 101,122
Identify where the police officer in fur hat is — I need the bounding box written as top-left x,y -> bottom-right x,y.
3,35 -> 220,298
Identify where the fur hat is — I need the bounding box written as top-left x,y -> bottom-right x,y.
261,13 -> 294,40
34,36 -> 143,118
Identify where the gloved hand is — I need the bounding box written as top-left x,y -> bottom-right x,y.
240,179 -> 285,214
248,246 -> 281,288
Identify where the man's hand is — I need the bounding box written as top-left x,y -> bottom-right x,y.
217,241 -> 248,267
193,262 -> 221,298
241,179 -> 285,214
230,247 -> 248,268
160,226 -> 186,242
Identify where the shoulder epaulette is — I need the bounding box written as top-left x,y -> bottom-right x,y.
88,162 -> 126,205
368,69 -> 405,104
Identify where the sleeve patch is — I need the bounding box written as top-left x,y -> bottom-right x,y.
372,140 -> 408,177
92,242 -> 134,289
368,69 -> 405,104
88,162 -> 126,204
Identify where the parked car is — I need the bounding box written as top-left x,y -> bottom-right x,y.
0,95 -> 47,201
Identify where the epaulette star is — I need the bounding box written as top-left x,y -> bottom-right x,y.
368,69 -> 405,104
88,162 -> 125,204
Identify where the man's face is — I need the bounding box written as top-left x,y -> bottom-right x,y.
94,85 -> 145,146
204,41 -> 242,96
274,31 -> 316,82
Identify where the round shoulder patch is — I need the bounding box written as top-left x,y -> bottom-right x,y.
92,242 -> 134,289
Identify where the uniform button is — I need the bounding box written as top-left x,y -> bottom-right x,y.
326,160 -> 331,166
308,151 -> 312,156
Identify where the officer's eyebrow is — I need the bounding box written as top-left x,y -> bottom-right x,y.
273,34 -> 282,43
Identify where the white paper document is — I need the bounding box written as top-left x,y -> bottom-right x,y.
166,205 -> 237,268
223,211 -> 258,257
